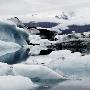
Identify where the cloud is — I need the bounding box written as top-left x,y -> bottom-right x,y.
0,0 -> 90,16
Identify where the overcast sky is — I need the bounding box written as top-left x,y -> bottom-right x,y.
0,0 -> 90,16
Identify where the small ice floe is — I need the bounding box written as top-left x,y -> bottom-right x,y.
0,62 -> 17,76
0,76 -> 34,90
13,64 -> 66,82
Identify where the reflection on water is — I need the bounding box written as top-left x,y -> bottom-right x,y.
0,48 -> 30,64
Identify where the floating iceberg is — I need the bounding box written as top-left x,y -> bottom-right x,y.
29,45 -> 47,55
0,76 -> 34,90
0,20 -> 29,46
27,50 -> 90,79
13,64 -> 65,81
52,79 -> 90,90
0,62 -> 11,76
26,50 -> 75,66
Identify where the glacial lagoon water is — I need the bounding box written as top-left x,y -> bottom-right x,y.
0,46 -> 90,90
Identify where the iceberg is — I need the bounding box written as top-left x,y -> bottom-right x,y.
0,62 -> 11,76
25,50 -> 83,77
0,76 -> 34,90
29,45 -> 47,55
26,50 -> 74,66
0,20 -> 29,46
52,79 -> 90,90
13,64 -> 65,81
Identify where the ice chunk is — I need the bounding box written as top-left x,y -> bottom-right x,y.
0,62 -> 10,76
29,45 -> 47,55
0,62 -> 16,76
26,50 -> 79,66
25,55 -> 52,65
13,64 -> 65,80
0,76 -> 34,90
52,79 -> 90,90
25,50 -> 82,77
